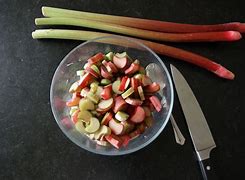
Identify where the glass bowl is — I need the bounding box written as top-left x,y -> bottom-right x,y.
50,36 -> 174,155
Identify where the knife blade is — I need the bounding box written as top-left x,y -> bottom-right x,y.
170,65 -> 217,180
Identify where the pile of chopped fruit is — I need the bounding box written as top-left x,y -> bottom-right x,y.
66,52 -> 162,149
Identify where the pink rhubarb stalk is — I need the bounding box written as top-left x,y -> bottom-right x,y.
41,6 -> 245,33
35,18 -> 242,43
32,29 -> 235,80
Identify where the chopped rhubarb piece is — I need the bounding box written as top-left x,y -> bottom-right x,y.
125,63 -> 140,75
101,86 -> 112,100
78,72 -> 93,89
131,77 -> 139,92
88,52 -> 104,64
105,134 -> 122,149
109,118 -> 124,135
144,82 -> 160,93
113,56 -> 129,69
149,96 -> 162,112
100,65 -> 113,79
125,98 -> 143,106
113,96 -> 128,113
101,112 -> 113,125
130,106 -> 146,123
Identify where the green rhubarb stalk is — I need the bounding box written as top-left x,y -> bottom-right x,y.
41,6 -> 245,33
32,29 -> 234,80
35,17 -> 241,42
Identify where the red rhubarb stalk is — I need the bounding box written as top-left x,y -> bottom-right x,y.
32,29 -> 235,80
35,18 -> 242,42
41,6 -> 245,33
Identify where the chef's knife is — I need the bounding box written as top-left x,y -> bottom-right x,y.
170,65 -> 217,180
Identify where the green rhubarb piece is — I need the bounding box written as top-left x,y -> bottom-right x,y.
134,73 -> 144,81
101,79 -> 111,85
121,87 -> 134,99
76,70 -> 85,76
115,52 -> 127,58
75,120 -> 86,134
137,86 -> 145,101
94,125 -> 111,139
115,111 -> 129,121
91,64 -> 100,75
87,92 -> 100,104
69,81 -> 79,93
77,110 -> 92,122
112,80 -> 123,94
105,52 -> 114,61
85,117 -> 100,133
79,98 -> 95,110
90,82 -> 99,93
95,86 -> 103,97
69,106 -> 79,116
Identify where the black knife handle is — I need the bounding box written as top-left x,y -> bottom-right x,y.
198,158 -> 218,180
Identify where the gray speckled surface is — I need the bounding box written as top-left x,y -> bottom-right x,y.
0,0 -> 245,179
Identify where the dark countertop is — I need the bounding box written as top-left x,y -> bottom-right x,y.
0,0 -> 244,179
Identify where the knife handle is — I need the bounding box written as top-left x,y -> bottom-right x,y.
198,159 -> 218,180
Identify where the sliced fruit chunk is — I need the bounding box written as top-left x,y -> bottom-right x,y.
144,82 -> 161,93
107,61 -> 118,73
88,52 -> 104,64
101,86 -> 112,100
94,125 -> 111,140
130,106 -> 146,123
131,77 -> 139,92
75,120 -> 86,134
105,52 -> 114,61
113,56 -> 129,69
137,86 -> 145,101
125,63 -> 140,75
79,98 -> 95,111
77,110 -> 92,123
95,86 -> 103,97
109,118 -> 124,135
125,98 -> 143,106
91,64 -> 100,75
121,121 -> 135,134
98,98 -> 114,111
85,117 -> 100,133
119,76 -> 130,91
113,96 -> 128,113
87,92 -> 100,104
101,79 -> 111,85
115,111 -> 129,121
101,112 -> 113,125
105,134 -> 122,149
69,81 -> 81,93
101,65 -> 113,79
86,66 -> 100,78
149,96 -> 162,112
112,80 -> 123,94
66,95 -> 81,107
69,106 -> 79,116
96,140 -> 110,146
78,72 -> 93,89
115,52 -> 127,58
134,74 -> 144,83
90,82 -> 99,93
76,70 -> 85,76
121,87 -> 134,99
80,87 -> 90,97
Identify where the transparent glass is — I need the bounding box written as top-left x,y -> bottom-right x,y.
50,36 -> 174,155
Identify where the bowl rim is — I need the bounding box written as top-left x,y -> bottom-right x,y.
50,35 -> 174,155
